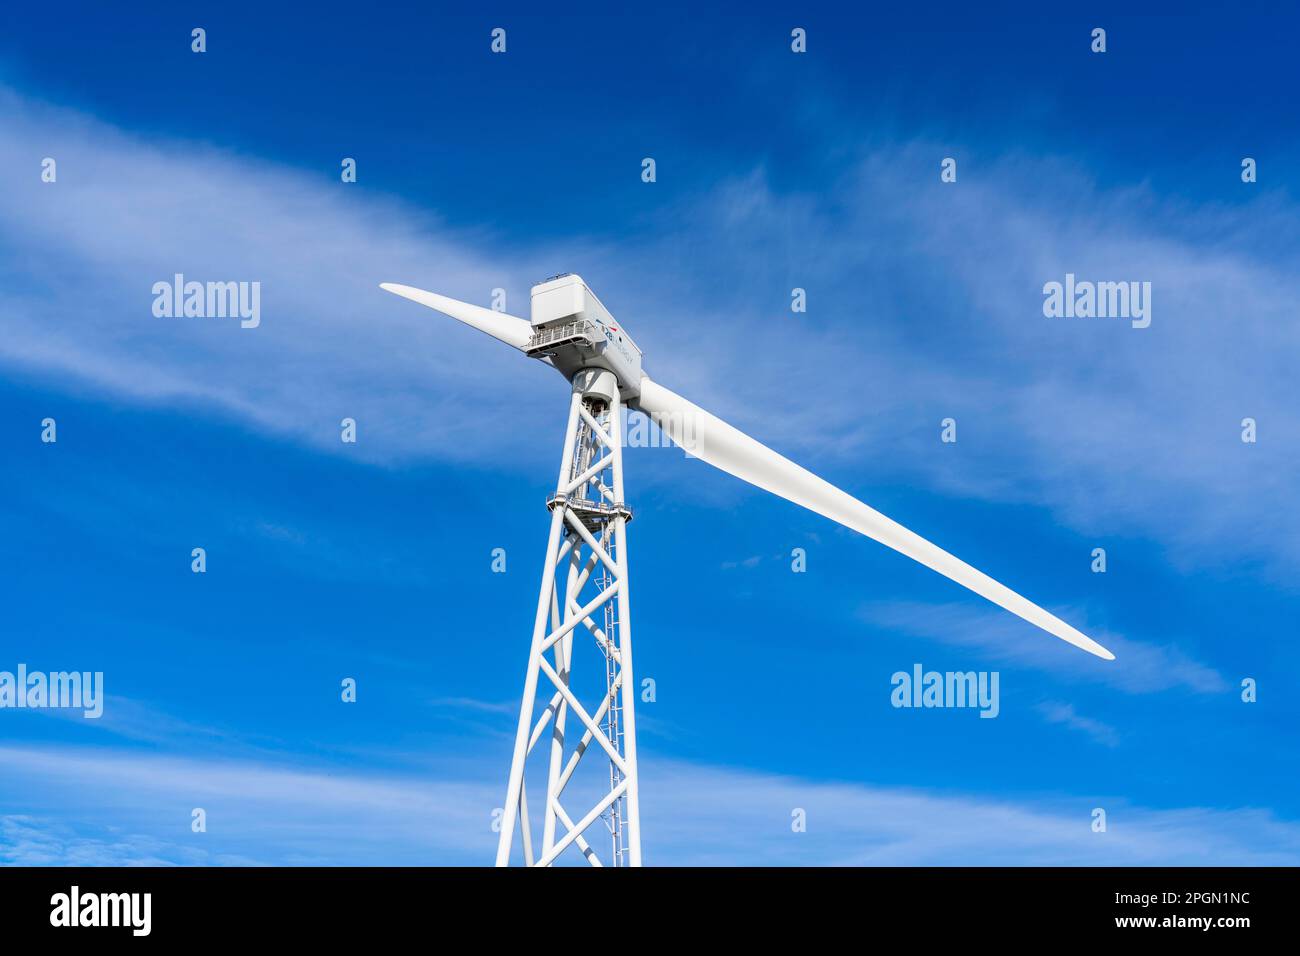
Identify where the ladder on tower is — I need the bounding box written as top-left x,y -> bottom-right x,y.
601,553 -> 628,866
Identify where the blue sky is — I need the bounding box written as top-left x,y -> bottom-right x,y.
1,1 -> 1298,865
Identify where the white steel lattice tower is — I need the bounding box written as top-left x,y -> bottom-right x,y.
495,373 -> 641,867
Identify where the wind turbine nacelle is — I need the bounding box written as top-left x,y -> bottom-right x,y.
526,274 -> 643,402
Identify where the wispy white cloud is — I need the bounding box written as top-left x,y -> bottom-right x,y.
34,694 -> 238,746
1036,700 -> 1120,748
427,696 -> 517,716
0,85 -> 564,467
0,745 -> 496,865
858,600 -> 1228,695
0,815 -> 244,866
2,85 -> 1297,585
642,151 -> 1300,582
3,744 -> 1295,866
645,760 -> 1300,866
3,78 -> 1298,770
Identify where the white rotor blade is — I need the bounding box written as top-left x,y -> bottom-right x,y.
636,376 -> 1114,660
380,283 -> 533,349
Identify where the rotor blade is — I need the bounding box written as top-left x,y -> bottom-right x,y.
380,283 -> 534,349
635,376 -> 1114,660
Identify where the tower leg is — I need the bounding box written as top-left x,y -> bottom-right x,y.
494,380 -> 641,866
495,392 -> 582,867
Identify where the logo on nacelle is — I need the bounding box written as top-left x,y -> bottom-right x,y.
597,321 -> 633,364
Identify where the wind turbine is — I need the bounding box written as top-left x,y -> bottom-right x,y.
381,274 -> 1114,867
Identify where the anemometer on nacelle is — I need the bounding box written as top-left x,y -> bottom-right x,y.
524,274 -> 644,404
